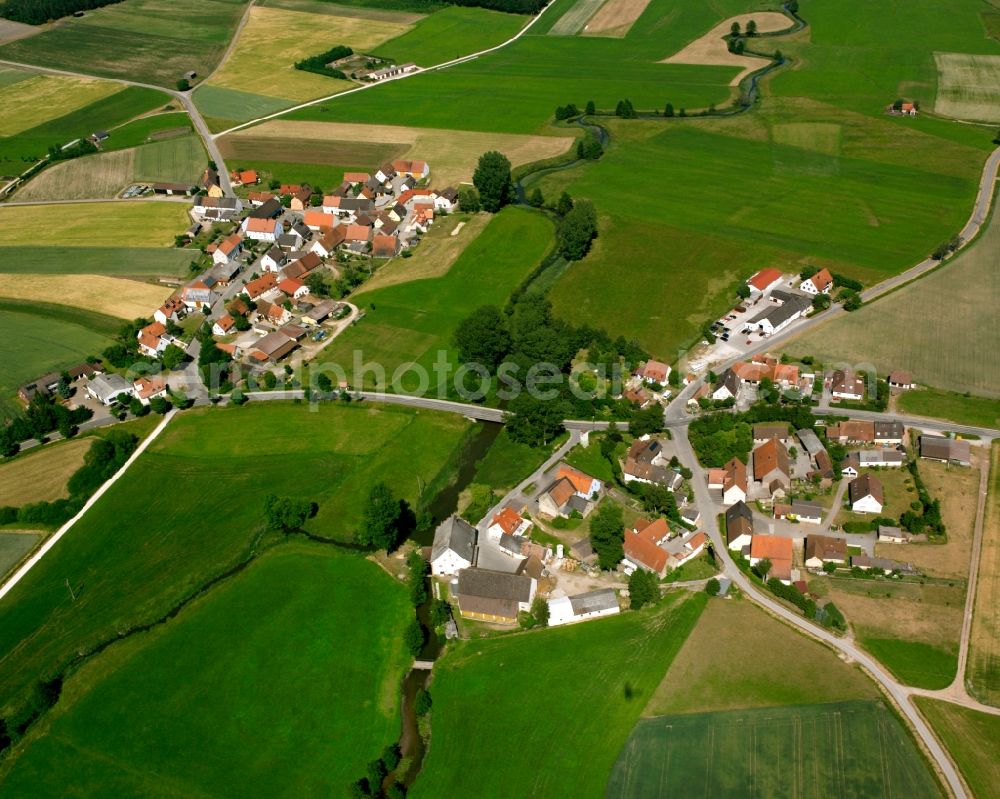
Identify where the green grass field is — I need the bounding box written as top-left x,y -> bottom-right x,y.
967,443 -> 1000,706
411,593 -> 706,798
0,247 -> 191,276
0,309 -> 112,420
103,112 -> 193,150
318,207 -> 553,389
0,534 -> 40,579
0,545 -> 412,796
194,84 -> 295,130
915,698 -> 1000,799
898,388 -> 1000,429
0,86 -> 171,175
132,134 -> 206,182
0,402 -> 470,717
0,0 -> 250,88
373,6 -> 527,66
608,700 -> 942,799
860,637 -> 958,690
471,428 -> 560,491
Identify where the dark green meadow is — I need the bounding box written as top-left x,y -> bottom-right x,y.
0,545 -> 413,796
607,700 -> 943,799
0,402 -> 470,719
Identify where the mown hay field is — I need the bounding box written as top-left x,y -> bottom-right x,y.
0,274 -> 171,320
968,443 -> 1000,706
608,701 -> 942,799
13,149 -> 136,202
787,199 -> 1000,399
411,594 -> 706,799
0,73 -> 119,137
0,439 -> 93,507
206,5 -> 410,103
915,697 -> 1000,799
0,202 -> 188,248
582,0 -> 653,37
934,52 -> 1000,122
375,6 -> 526,64
0,0 -> 251,88
0,402 -> 471,717
0,546 -> 413,796
224,119 -> 574,186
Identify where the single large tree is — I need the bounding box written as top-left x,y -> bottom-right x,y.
263,494 -> 313,532
359,482 -> 403,550
629,568 -> 660,610
589,501 -> 624,570
453,305 -> 511,371
472,150 -> 513,212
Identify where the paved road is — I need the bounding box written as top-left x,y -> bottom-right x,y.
814,406 -> 997,442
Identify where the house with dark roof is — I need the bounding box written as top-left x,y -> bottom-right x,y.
831,369 -> 865,400
749,293 -> 810,335
456,568 -> 535,624
804,535 -> 846,569
711,368 -> 741,401
622,439 -> 681,488
848,473 -> 883,514
431,515 -> 477,576
920,436 -> 971,467
725,501 -> 754,551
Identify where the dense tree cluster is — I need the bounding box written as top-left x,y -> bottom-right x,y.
615,99 -> 637,118
358,482 -> 415,551
1,392 -> 93,454
554,103 -> 579,120
688,405 -> 815,467
589,500 -> 624,569
0,0 -> 121,24
263,494 -> 314,532
628,568 -> 660,609
518,596 -> 550,628
472,151 -> 513,213
294,45 -> 352,79
557,199 -> 598,260
446,0 -> 547,13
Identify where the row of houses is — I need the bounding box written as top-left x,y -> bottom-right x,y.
705,354 -> 813,403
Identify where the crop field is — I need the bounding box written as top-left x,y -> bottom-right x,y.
607,700 -> 942,799
645,598 -> 877,716
0,19 -> 37,46
133,134 -> 206,182
934,53 -> 1000,122
968,443 -> 1000,706
260,0 -> 426,24
223,118 -> 574,188
0,545 -> 413,796
318,207 -> 553,388
814,577 -> 963,689
0,247 -> 190,277
787,198 -> 1000,399
194,85 -> 298,132
0,310 -> 112,417
363,213 -> 488,291
548,0 -> 606,36
0,402 -> 469,715
101,111 -> 191,149
374,6 -> 526,65
0,439 -> 93,507
0,202 -> 188,248
0,0 -> 251,88
0,274 -> 171,320
0,74 -> 119,137
411,593 -> 706,798
0,86 -> 170,175
915,698 -> 1000,799
204,5 -> 410,105
582,0 -> 653,37
0,534 -> 40,579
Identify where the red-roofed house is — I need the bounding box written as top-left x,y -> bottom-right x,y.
230,169 -> 259,186
747,268 -> 783,295
136,321 -> 176,358
637,359 -> 671,387
243,273 -> 279,301
132,376 -> 167,404
213,233 -> 243,266
372,233 -> 399,258
487,507 -> 531,541
310,226 -> 346,258
749,535 -> 793,583
247,190 -> 276,206
212,314 -> 235,336
304,210 -> 336,232
278,277 -> 309,299
154,295 -> 186,326
344,223 -> 371,250
392,159 -> 430,179
800,267 -> 833,295
242,216 -> 283,243
557,465 -> 602,498
623,518 -> 670,576
343,171 -> 370,183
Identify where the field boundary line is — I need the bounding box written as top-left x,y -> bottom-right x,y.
213,0 -> 561,139
0,409 -> 176,603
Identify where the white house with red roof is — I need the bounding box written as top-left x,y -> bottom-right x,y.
132,376 -> 168,405
136,321 -> 178,358
799,267 -> 833,295
487,507 -> 532,542
154,295 -> 185,326
212,233 -> 243,266
746,268 -> 784,295
241,216 -> 284,243
278,277 -> 309,300
243,273 -> 279,302
636,359 -> 671,387
213,314 -> 236,336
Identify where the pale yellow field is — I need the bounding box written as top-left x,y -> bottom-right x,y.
582,0 -> 652,37
0,75 -> 120,136
230,119 -> 575,186
935,52 -> 1000,122
0,201 -> 188,247
968,443 -> 1000,705
660,13 -> 792,85
207,6 -> 412,101
0,438 -> 92,506
13,149 -> 136,201
0,274 -> 172,319
362,213 -> 489,291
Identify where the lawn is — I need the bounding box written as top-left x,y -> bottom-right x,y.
0,274 -> 171,320
0,438 -> 93,507
788,198 -> 1000,399
0,402 -> 469,716
0,545 -> 413,797
220,119 -> 574,187
203,5 -> 410,106
372,6 -> 527,66
835,466 -> 918,526
0,534 -> 39,579
471,427 -> 558,492
0,0 -> 251,88
411,592 -> 706,798
608,700 -> 943,799
898,388 -> 1000,429
0,73 -> 119,137
967,442 -> 1000,705
860,637 -> 958,690
0,86 -> 171,175
915,698 -> 1000,799
0,247 -> 191,277
318,206 -> 554,389
645,598 -> 878,715
13,135 -> 204,201
0,202 -> 188,247
0,309 -> 112,420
